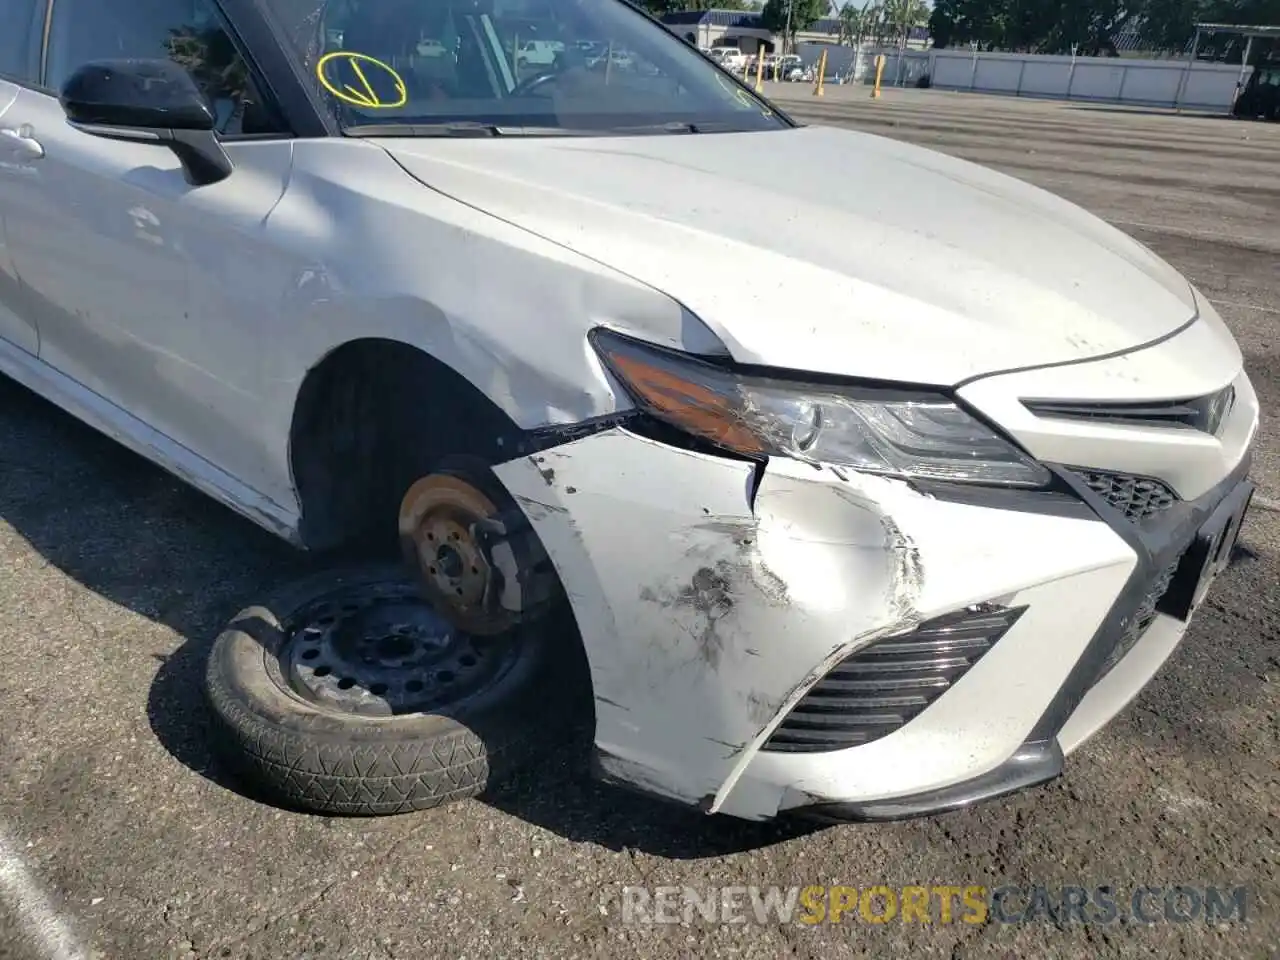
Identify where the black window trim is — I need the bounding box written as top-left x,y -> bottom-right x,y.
238,0 -> 339,137
219,0 -> 332,138
12,0 -> 332,141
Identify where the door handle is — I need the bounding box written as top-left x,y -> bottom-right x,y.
0,125 -> 45,159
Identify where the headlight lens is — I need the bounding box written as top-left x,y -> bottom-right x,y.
592,328 -> 1050,488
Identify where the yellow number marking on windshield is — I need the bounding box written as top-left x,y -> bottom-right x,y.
715,72 -> 763,112
317,51 -> 407,108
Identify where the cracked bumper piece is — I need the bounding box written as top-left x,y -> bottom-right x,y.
492,420 -> 1253,822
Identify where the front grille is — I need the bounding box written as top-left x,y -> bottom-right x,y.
1094,559 -> 1180,683
1072,470 -> 1178,522
1024,387 -> 1236,436
762,605 -> 1026,754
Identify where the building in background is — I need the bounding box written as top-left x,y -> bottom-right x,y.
660,9 -> 931,58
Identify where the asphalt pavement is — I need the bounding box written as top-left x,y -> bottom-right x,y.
1,86 -> 1278,960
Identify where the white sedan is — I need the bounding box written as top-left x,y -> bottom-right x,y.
0,0 -> 1257,822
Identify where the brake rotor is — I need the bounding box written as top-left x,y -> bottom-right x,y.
398,471 -> 514,636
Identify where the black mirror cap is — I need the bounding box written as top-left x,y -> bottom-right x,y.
60,59 -> 215,132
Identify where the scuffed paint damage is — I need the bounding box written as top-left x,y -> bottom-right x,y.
593,748 -> 705,807
529,454 -> 557,486
831,483 -> 925,624
637,515 -> 791,672
492,427 -> 933,814
513,493 -> 568,522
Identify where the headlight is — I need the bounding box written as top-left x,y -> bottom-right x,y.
591,328 -> 1050,488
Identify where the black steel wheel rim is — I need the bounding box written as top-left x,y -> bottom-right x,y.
277,579 -> 519,717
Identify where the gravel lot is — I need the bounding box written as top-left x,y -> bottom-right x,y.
1,87 -> 1278,960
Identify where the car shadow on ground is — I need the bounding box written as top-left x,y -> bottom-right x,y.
482,720 -> 825,858
0,376 -> 821,858
0,378 -> 309,793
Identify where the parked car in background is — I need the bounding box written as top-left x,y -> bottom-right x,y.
708,46 -> 746,71
586,47 -> 635,70
516,38 -> 564,67
776,54 -> 805,81
415,37 -> 449,58
1233,62 -> 1279,121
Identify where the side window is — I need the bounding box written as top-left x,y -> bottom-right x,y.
0,0 -> 42,83
44,0 -> 287,136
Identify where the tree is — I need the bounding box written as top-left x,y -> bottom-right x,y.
166,24 -> 249,120
1135,0 -> 1280,52
837,2 -> 870,45
867,2 -> 893,45
927,0 -> 1280,55
883,0 -> 929,46
630,0 -> 681,16
1042,0 -> 1126,55
929,0 -> 962,47
838,3 -> 858,44
760,0 -> 830,52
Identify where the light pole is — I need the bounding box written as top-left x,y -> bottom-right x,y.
783,0 -> 793,57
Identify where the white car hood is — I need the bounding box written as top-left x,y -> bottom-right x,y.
380,124 -> 1197,385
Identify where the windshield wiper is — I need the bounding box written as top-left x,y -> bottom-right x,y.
344,122 -> 598,138
343,120 -> 758,138
597,120 -> 758,135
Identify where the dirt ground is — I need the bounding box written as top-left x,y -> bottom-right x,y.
1,86 -> 1277,959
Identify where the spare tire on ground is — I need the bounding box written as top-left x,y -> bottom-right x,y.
204,564 -> 565,815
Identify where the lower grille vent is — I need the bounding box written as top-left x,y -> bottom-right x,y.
1072,470 -> 1178,522
762,605 -> 1026,754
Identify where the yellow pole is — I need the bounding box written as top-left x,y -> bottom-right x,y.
755,48 -> 766,92
813,49 -> 827,97
872,54 -> 886,99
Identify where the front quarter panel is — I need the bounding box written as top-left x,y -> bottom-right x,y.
250,139 -> 731,511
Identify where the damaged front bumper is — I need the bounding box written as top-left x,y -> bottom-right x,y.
491,383 -> 1256,822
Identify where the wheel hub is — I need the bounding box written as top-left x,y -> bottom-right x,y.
398,465 -> 563,636
412,510 -> 489,611
398,471 -> 513,635
279,581 -> 516,717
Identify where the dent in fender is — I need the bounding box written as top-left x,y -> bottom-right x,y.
490,428 -> 924,810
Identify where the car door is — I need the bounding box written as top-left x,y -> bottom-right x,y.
1,0 -> 299,496
0,0 -> 44,355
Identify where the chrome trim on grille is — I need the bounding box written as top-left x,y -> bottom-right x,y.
1024,385 -> 1236,436
762,605 -> 1026,754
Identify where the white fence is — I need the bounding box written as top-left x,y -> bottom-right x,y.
793,44 -> 1253,113
925,50 -> 1251,112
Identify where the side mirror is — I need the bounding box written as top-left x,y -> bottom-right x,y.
59,59 -> 233,187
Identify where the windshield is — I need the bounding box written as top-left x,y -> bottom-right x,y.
267,0 -> 789,133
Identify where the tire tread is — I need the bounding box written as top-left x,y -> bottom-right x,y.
204,565 -> 556,816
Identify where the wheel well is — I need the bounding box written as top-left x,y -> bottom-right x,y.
289,339 -> 523,553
